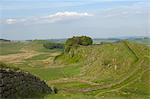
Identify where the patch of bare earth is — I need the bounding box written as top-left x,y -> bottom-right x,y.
0,48 -> 40,63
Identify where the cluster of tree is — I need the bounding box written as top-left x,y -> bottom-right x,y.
65,36 -> 93,52
43,42 -> 64,49
0,39 -> 11,42
43,36 -> 93,51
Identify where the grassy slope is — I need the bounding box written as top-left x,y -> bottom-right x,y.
0,42 -> 24,55
56,41 -> 138,82
54,41 -> 150,98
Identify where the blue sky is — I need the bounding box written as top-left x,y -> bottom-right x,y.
0,0 -> 150,40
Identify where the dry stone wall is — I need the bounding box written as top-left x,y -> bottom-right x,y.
0,67 -> 53,98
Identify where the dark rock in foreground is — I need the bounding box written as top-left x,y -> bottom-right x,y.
0,64 -> 55,98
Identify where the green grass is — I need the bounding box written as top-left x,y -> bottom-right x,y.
82,42 -> 149,98
26,54 -> 51,60
93,70 -> 150,99
19,64 -> 81,81
0,42 -> 23,55
51,81 -> 92,89
44,93 -> 96,99
121,70 -> 150,96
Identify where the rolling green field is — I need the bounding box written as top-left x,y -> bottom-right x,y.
0,40 -> 150,99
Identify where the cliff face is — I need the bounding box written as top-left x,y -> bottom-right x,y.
0,66 -> 53,98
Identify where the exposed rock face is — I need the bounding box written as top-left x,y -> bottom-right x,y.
0,67 -> 53,98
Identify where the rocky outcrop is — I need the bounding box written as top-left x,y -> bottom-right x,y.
0,65 -> 54,98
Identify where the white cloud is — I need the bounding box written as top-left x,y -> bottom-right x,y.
42,12 -> 93,23
2,12 -> 93,25
5,19 -> 17,24
48,12 -> 93,17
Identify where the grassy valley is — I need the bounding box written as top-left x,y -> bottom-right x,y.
0,38 -> 150,99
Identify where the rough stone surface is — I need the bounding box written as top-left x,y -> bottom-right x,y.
0,68 -> 53,98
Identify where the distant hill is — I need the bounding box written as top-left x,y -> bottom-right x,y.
128,37 -> 150,45
93,37 -> 150,45
0,37 -> 149,45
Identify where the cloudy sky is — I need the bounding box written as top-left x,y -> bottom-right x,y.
0,0 -> 150,40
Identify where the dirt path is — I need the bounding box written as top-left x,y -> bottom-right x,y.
47,77 -> 100,86
60,59 -> 145,95
42,52 -> 62,68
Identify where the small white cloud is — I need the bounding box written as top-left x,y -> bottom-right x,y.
6,19 -> 17,24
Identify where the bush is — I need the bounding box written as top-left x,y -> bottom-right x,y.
65,36 -> 93,52
0,62 -> 20,71
43,42 -> 64,49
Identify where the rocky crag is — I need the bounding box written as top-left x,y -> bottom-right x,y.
0,64 -> 55,98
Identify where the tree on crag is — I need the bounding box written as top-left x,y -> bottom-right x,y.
65,36 -> 93,52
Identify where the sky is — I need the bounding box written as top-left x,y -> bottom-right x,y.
0,0 -> 150,40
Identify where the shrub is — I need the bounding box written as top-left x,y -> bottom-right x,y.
43,42 -> 64,49
0,62 -> 7,68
